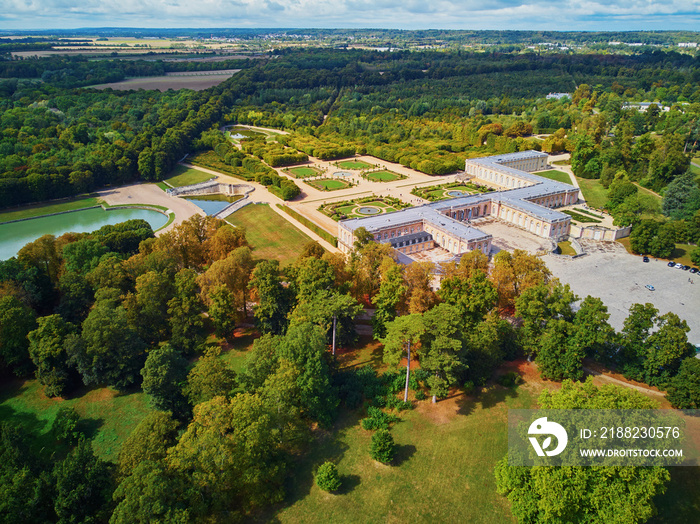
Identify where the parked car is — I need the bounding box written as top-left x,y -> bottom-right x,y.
645,284 -> 655,291
668,261 -> 675,267
643,256 -> 649,263
682,265 -> 691,271
690,268 -> 699,274
674,263 -> 684,269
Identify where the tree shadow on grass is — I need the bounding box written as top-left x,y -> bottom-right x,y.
337,474 -> 361,495
477,385 -> 519,410
392,444 -> 416,467
76,417 -> 104,440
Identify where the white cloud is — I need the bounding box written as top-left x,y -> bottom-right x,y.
0,0 -> 698,29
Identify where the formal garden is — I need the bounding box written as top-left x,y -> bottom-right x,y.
284,165 -> 325,178
361,169 -> 407,182
306,177 -> 355,191
334,159 -> 374,170
411,181 -> 491,201
319,195 -> 412,220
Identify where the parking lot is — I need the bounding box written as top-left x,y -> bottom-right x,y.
543,240 -> 700,346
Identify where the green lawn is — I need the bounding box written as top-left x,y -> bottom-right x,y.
534,169 -> 572,184
307,179 -> 351,191
270,384 -> 531,523
575,177 -> 609,209
226,204 -> 313,266
366,170 -> 405,182
0,379 -> 153,462
557,241 -> 577,255
163,165 -> 215,187
0,195 -> 101,224
336,160 -> 372,170
669,244 -> 698,266
689,163 -> 700,177
287,166 -> 322,178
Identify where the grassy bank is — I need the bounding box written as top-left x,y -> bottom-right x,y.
575,177 -> 609,209
0,195 -> 101,224
164,165 -> 215,187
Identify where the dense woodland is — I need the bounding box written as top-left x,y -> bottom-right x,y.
1,40 -> 700,523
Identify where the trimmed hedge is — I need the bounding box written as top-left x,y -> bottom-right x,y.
276,204 -> 338,247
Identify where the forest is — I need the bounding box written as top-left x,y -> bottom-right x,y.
1,41 -> 700,522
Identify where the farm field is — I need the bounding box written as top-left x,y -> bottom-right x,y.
0,195 -> 101,224
164,165 -> 215,187
88,72 -> 239,91
307,178 -> 352,191
533,169 -> 572,184
365,170 -> 406,182
336,159 -> 373,170
286,166 -> 323,178
226,204 -> 313,266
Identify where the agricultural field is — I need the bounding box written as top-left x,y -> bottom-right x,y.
0,195 -> 101,224
226,204 -> 313,266
533,169 -> 573,184
306,178 -> 352,191
285,166 -> 323,178
320,197 -> 410,220
364,170 -> 406,182
335,159 -> 373,170
88,71 -> 239,92
163,165 -> 215,187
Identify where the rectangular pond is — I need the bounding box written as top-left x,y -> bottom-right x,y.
181,194 -> 242,216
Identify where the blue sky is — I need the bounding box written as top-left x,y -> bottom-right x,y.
1,0 -> 699,31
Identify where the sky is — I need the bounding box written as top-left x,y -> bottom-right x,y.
1,0 -> 699,31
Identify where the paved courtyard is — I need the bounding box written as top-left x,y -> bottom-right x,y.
543,240 -> 700,346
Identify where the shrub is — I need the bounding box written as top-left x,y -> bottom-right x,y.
360,406 -> 400,430
370,429 -> 396,464
415,390 -> 427,401
497,371 -> 523,388
52,406 -> 82,443
315,462 -> 342,492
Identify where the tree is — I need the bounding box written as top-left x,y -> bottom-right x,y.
288,290 -> 363,353
141,345 -> 189,417
404,261 -> 437,314
370,429 -> 396,464
76,300 -> 147,389
381,314 -> 425,402
249,259 -> 293,335
438,269 -> 497,326
124,270 -> 175,345
184,349 -> 237,406
207,285 -> 237,338
490,249 -> 551,310
198,246 -> 254,322
167,268 -> 206,355
662,170 -> 700,220
535,319 -> 585,381
0,294 -> 36,375
419,304 -> 465,402
298,240 -> 326,260
51,406 -> 82,443
291,256 -> 335,302
571,296 -> 616,361
371,259 -> 406,339
17,234 -> 61,283
53,439 -> 114,524
666,357 -> 700,409
111,460 -> 195,524
203,224 -> 248,264
116,411 -> 180,480
315,462 -> 341,492
167,394 -> 286,514
57,271 -> 94,324
61,238 -> 108,275
495,379 -> 670,524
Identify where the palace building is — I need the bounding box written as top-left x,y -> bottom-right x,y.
338,151 -> 579,258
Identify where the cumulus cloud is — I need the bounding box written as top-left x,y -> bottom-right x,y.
0,0 -> 698,29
